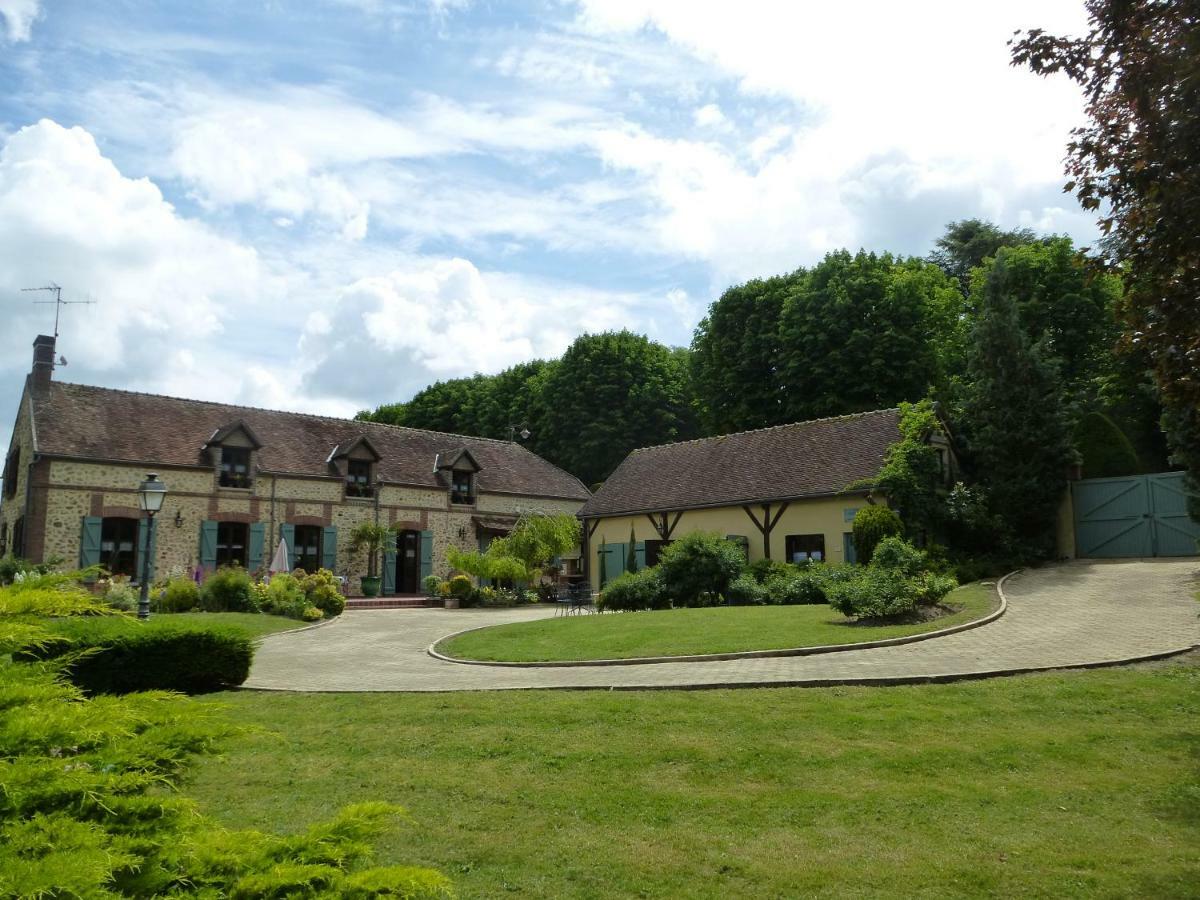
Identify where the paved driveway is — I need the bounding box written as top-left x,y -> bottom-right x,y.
245,559 -> 1200,692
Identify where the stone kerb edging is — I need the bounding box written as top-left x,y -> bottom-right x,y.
255,613 -> 341,642
426,574 -> 1014,668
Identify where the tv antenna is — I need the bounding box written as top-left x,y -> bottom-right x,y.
22,282 -> 96,338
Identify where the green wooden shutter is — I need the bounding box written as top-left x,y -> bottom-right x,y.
279,523 -> 295,570
199,521 -> 218,572
321,526 -> 338,571
843,532 -> 858,565
635,541 -> 646,570
136,518 -> 158,584
247,523 -> 265,573
419,530 -> 434,583
79,516 -> 102,570
382,531 -> 397,595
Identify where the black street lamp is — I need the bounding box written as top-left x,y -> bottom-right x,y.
136,473 -> 167,620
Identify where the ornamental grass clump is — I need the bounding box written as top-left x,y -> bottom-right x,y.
0,573 -> 452,897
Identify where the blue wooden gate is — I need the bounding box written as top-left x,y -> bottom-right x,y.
1073,472 -> 1199,558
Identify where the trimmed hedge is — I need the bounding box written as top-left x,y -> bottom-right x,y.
22,617 -> 254,694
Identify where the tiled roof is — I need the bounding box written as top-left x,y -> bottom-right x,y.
31,382 -> 590,501
578,408 -> 902,517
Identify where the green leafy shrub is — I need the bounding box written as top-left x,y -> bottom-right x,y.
656,532 -> 746,607
870,536 -> 927,577
448,574 -> 474,599
0,553 -> 30,585
299,567 -> 346,617
263,572 -> 308,619
101,576 -> 137,611
599,567 -> 667,611
851,505 -> 903,565
764,567 -> 827,605
725,573 -> 767,605
423,574 -> 441,596
826,567 -> 917,619
301,605 -> 324,621
200,566 -> 257,612
24,617 -> 254,694
747,558 -> 791,584
157,575 -> 201,612
913,571 -> 959,606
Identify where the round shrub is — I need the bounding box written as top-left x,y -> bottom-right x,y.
157,576 -> 200,612
102,578 -> 137,612
913,571 -> 958,606
870,536 -> 927,577
449,574 -> 474,599
655,532 -> 746,607
851,505 -> 903,565
826,567 -> 916,619
422,574 -> 441,596
763,568 -> 827,605
301,605 -> 324,622
747,558 -> 791,584
300,568 -> 346,617
200,566 -> 257,613
599,568 -> 667,611
725,573 -> 767,605
263,572 -> 307,619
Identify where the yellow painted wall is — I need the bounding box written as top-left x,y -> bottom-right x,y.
587,495 -> 876,589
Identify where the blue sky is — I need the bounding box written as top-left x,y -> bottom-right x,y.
0,0 -> 1095,454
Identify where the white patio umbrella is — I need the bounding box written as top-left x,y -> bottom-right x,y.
268,538 -> 291,575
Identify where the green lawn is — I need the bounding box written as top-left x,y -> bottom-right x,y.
190,660 -> 1200,898
159,611 -> 310,638
438,582 -> 997,662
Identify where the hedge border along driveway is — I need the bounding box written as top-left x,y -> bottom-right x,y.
242,559 -> 1200,692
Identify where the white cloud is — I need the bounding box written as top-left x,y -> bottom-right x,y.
692,103 -> 727,129
0,0 -> 39,42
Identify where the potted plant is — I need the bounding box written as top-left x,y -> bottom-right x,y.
349,523 -> 394,598
422,574 -> 440,606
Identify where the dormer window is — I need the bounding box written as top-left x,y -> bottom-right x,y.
451,470 -> 474,505
220,447 -> 252,488
346,459 -> 374,498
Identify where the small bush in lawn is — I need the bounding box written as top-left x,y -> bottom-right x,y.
826,567 -> 917,619
101,576 -> 137,611
263,572 -> 307,619
599,567 -> 667,611
656,532 -> 745,607
299,567 -> 346,616
157,575 -> 201,612
913,571 -> 959,606
25,617 -> 255,694
200,566 -> 257,612
870,536 -> 927,577
763,567 -> 828,605
747,558 -> 791,584
725,573 -> 767,605
851,504 -> 903,565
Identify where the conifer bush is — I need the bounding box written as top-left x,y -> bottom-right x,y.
850,505 -> 903,565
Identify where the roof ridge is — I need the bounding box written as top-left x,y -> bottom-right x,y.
49,380 -> 521,447
629,407 -> 901,454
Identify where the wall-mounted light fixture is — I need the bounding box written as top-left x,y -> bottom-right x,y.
174,510 -> 184,528
457,525 -> 468,540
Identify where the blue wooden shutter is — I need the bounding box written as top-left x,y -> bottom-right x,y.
321,526 -> 338,571
199,521 -> 218,572
843,532 -> 857,565
382,531 -> 397,595
635,541 -> 646,570
419,530 -> 434,583
136,518 -> 158,583
247,523 -> 266,573
279,523 -> 295,570
79,516 -> 102,570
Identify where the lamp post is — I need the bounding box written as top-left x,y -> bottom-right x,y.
136,473 -> 167,621
507,423 -> 531,442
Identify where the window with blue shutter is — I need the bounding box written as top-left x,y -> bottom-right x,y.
419,530 -> 434,583
321,526 -> 338,571
247,523 -> 266,573
382,530 -> 397,595
79,516 -> 102,571
199,521 -> 218,573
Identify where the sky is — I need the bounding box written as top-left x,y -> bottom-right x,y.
0,0 -> 1096,456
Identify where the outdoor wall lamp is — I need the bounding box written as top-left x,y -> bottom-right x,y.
174,510 -> 184,528
135,473 -> 168,620
457,525 -> 468,539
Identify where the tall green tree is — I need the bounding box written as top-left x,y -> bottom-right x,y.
966,237 -> 1122,406
778,251 -> 964,422
930,218 -> 1037,290
1013,1 -> 1200,516
691,272 -> 799,433
532,330 -> 698,485
958,251 -> 1075,557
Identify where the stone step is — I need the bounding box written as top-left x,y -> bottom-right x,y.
345,596 -> 433,610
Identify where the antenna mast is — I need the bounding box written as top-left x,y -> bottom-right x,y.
22,282 -> 96,338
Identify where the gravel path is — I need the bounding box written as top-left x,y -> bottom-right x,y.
244,559 -> 1200,692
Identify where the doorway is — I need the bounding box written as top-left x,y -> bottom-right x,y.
394,529 -> 420,593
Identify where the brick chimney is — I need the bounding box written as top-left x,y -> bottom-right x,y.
31,334 -> 56,389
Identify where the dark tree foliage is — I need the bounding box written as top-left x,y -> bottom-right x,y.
357,401 -> 405,425
532,330 -> 698,486
778,251 -> 964,422
1073,411 -> 1141,479
691,272 -> 799,433
966,236 -> 1121,405
1013,2 -> 1200,516
930,218 -> 1037,290
958,251 -> 1075,558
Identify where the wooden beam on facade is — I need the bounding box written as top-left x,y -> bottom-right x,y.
665,511 -> 683,539
742,505 -> 765,534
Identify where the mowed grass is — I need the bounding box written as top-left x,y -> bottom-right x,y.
161,611 -> 309,638
439,581 -> 997,662
190,659 -> 1199,898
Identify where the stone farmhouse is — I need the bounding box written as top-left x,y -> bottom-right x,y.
0,335 -> 590,593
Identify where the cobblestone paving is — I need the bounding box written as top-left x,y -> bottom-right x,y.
245,559 -> 1200,692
